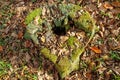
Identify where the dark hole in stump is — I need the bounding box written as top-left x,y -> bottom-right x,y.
52,26 -> 66,36
52,16 -> 75,36
52,18 -> 66,35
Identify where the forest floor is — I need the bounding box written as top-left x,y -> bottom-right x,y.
0,0 -> 120,80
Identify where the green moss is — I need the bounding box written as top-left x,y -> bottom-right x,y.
24,32 -> 31,40
67,36 -> 76,48
40,48 -> 57,64
40,47 -> 84,79
34,3 -> 98,79
24,23 -> 39,44
24,8 -> 43,44
55,56 -> 71,78
59,4 -> 81,17
25,8 -> 42,25
58,3 -> 98,33
70,48 -> 84,70
55,47 -> 84,78
71,48 -> 84,61
73,11 -> 98,33
0,61 -> 12,77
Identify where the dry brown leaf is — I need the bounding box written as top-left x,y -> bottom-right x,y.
20,22 -> 27,28
60,36 -> 69,43
104,2 -> 113,9
89,61 -> 96,69
18,31 -> 23,39
0,45 -> 3,52
111,8 -> 120,14
24,40 -> 31,48
34,16 -> 40,25
102,55 -> 109,60
16,6 -> 27,17
0,14 -> 2,18
90,46 -> 102,54
85,72 -> 92,79
112,1 -> 120,7
40,36 -> 45,43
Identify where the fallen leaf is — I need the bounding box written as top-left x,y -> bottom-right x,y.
24,40 -> 31,48
112,1 -> 120,7
0,14 -> 2,18
60,36 -> 69,43
90,46 -> 102,54
89,61 -> 96,69
16,6 -> 27,17
111,8 -> 120,15
40,36 -> 45,43
104,2 -> 113,9
85,72 -> 92,79
21,22 -> 26,28
102,55 -> 109,60
18,31 -> 23,39
0,45 -> 3,52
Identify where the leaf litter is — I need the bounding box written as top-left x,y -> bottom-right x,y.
0,0 -> 120,80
